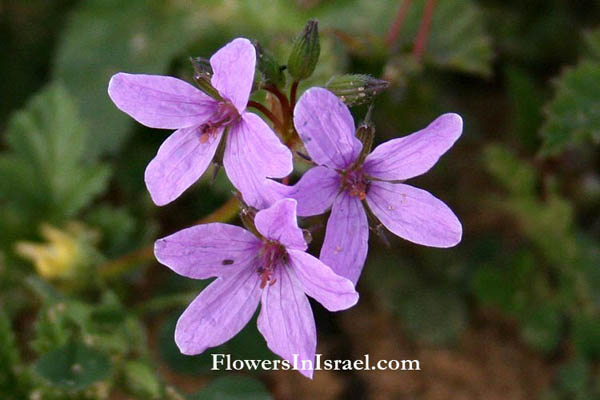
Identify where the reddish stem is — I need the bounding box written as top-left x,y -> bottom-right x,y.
248,100 -> 283,131
385,0 -> 412,48
264,84 -> 291,119
413,0 -> 436,62
289,81 -> 299,113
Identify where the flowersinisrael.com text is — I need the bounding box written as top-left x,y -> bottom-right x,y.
212,354 -> 420,372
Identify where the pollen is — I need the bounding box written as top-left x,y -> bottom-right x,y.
341,168 -> 369,200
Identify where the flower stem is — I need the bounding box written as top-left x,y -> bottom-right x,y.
385,0 -> 412,49
248,100 -> 283,131
134,291 -> 197,315
289,80 -> 300,112
413,0 -> 436,62
264,84 -> 291,120
99,197 -> 240,279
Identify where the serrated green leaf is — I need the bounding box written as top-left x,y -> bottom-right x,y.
540,61 -> 600,156
53,0 -> 205,157
192,376 -> 271,400
316,0 -> 493,76
0,84 -> 111,223
84,206 -> 136,257
483,145 -> 536,196
34,341 -> 111,390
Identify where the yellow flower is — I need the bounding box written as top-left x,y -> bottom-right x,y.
15,223 -> 90,279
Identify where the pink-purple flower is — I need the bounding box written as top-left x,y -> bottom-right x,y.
284,87 -> 463,284
108,38 -> 292,207
154,198 -> 358,378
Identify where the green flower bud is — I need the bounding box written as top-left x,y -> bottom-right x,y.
189,57 -> 223,101
326,74 -> 390,106
254,41 -> 286,88
287,20 -> 320,81
355,104 -> 375,165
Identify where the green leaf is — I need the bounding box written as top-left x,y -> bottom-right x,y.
483,145 -> 536,196
556,357 -> 590,396
53,0 -> 205,157
0,311 -> 19,388
0,84 -> 110,223
34,341 -> 112,390
316,0 -> 493,76
573,314 -> 600,359
123,360 -> 163,400
520,304 -> 562,354
583,28 -> 600,61
191,376 -> 271,400
85,206 -> 137,257
505,66 -> 544,151
540,61 -> 600,157
0,309 -> 30,399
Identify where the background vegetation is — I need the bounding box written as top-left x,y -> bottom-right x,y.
1,0 -> 599,398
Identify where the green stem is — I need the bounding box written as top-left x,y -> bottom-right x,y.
134,292 -> 198,315
99,197 -> 240,279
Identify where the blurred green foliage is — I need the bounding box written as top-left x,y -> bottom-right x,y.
1,0 -> 599,399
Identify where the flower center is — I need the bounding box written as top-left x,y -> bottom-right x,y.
199,101 -> 239,143
257,240 -> 287,289
340,168 -> 369,200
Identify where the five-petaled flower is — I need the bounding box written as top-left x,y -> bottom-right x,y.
108,38 -> 292,207
154,198 -> 359,378
282,87 -> 463,284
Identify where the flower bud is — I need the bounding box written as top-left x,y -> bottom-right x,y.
239,206 -> 260,238
287,20 -> 320,81
355,104 -> 375,165
254,41 -> 286,88
326,74 -> 390,106
190,57 -> 223,101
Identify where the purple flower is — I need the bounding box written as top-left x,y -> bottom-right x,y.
284,87 -> 463,284
108,38 -> 292,207
154,198 -> 358,378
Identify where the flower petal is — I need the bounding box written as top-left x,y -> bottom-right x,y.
286,166 -> 340,216
257,267 -> 316,378
366,181 -> 462,247
224,113 -> 292,208
144,126 -> 222,206
293,87 -> 362,169
210,38 -> 256,113
154,222 -> 261,279
320,193 -> 369,285
175,268 -> 261,355
288,249 -> 358,311
108,73 -> 216,129
364,113 -> 463,181
255,199 -> 306,251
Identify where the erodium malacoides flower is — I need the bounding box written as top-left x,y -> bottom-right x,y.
108,38 -> 292,207
282,87 -> 463,284
154,198 -> 358,378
